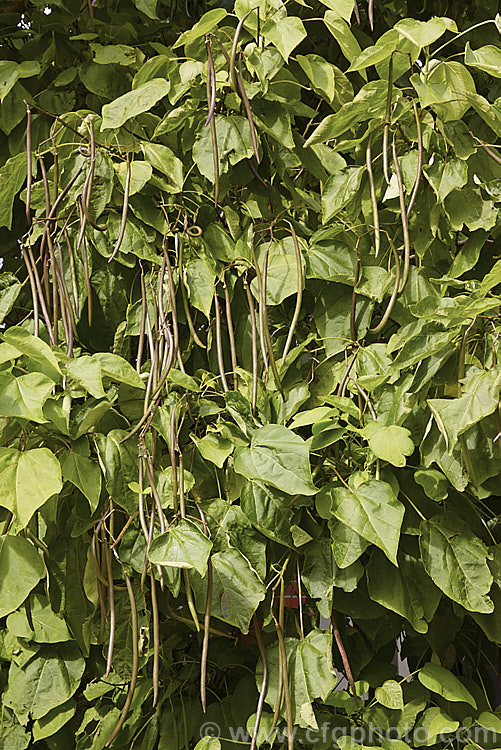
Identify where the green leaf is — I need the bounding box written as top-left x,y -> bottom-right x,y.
348,42 -> 397,73
93,352 -> 146,389
141,142 -> 184,192
367,550 -> 441,633
193,115 -> 254,182
240,481 -> 294,547
297,55 -> 336,104
465,43 -> 501,77
262,16 -> 307,61
426,157 -> 468,203
60,450 -> 102,512
0,447 -> 62,527
0,275 -> 22,325
306,236 -> 356,283
4,643 -> 85,724
252,237 -> 304,305
115,160 -> 152,195
414,469 -> 448,501
3,326 -> 61,381
184,258 -> 216,317
375,680 -> 404,710
256,630 -> 337,728
0,153 -> 27,230
0,709 -> 30,749
361,423 -> 414,467
0,536 -> 45,618
302,538 -> 362,617
330,518 -> 369,568
477,712 -> 501,734
427,367 -> 501,453
90,43 -> 137,66
329,480 -> 404,565
32,699 -> 76,742
94,429 -> 140,512
194,738 -> 221,750
65,356 -> 105,399
322,167 -> 365,222
318,0 -> 353,20
323,13 -> 362,65
200,548 -> 266,632
149,519 -> 212,576
0,372 -> 54,423
6,593 -> 72,644
234,425 -> 317,496
133,0 -> 159,18
418,663 -> 477,708
0,60 -> 40,103
192,433 -> 234,468
419,512 -> 493,613
314,283 -> 372,357
173,8 -> 227,48
410,62 -> 476,121
413,707 -> 459,746
305,80 -> 387,145
394,17 -> 448,48
101,78 -> 169,130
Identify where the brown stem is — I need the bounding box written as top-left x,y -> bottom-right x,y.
105,569 -> 139,746
223,276 -> 238,389
250,614 -> 268,750
281,222 -> 303,365
244,274 -> 258,415
25,102 -> 32,225
214,290 -> 229,393
369,232 -> 401,333
331,610 -> 358,699
108,153 -> 130,262
366,133 -> 380,257
393,135 -> 410,293
200,558 -> 213,712
406,100 -> 423,218
150,569 -> 160,707
382,55 -> 393,185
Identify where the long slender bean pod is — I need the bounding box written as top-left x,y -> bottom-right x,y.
406,100 -> 423,218
229,11 -> 253,92
250,615 -> 268,750
178,233 -> 206,348
205,39 -> 220,206
281,222 -> 303,365
25,102 -> 32,225
109,153 -> 130,262
244,274 -> 258,414
150,568 -> 160,707
272,615 -> 293,750
22,247 -> 39,337
104,521 -> 116,677
250,239 -> 284,398
223,275 -> 238,388
392,136 -> 411,292
200,558 -> 213,711
369,233 -> 400,333
382,56 -> 393,185
366,133 -> 380,257
214,290 -> 229,392
105,569 -> 139,746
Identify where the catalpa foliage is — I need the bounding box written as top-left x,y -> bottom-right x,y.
0,0 -> 500,747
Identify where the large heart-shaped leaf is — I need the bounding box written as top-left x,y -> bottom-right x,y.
0,447 -> 62,527
234,425 -> 317,496
329,480 -> 404,565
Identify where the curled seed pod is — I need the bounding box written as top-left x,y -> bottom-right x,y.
109,153 -> 130,263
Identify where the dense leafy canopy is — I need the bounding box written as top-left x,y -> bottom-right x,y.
0,0 -> 500,747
